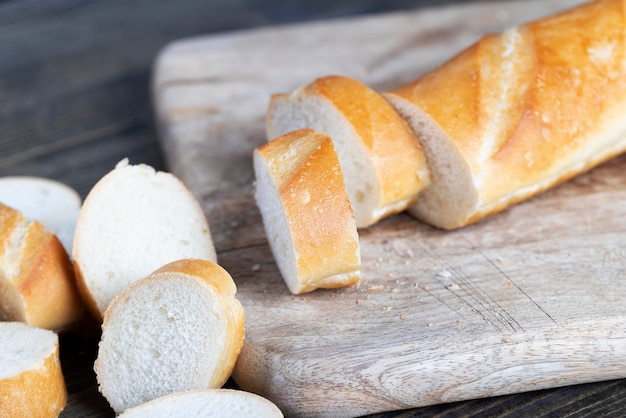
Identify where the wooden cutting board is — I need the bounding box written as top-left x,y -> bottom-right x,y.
152,0 -> 626,416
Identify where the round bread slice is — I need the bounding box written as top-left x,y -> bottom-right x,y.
73,159 -> 217,320
266,75 -> 430,228
0,203 -> 84,331
0,176 -> 81,255
253,128 -> 361,294
117,389 -> 283,418
0,322 -> 67,417
94,258 -> 245,414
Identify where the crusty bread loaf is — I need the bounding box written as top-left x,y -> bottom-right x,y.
267,75 -> 430,228
384,0 -> 626,229
0,176 -> 81,255
0,203 -> 84,331
0,322 -> 67,417
117,389 -> 283,418
73,159 -> 217,320
253,129 -> 361,294
95,258 -> 245,414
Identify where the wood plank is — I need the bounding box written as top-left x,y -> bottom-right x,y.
151,0 -> 626,416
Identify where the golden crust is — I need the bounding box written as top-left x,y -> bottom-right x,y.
256,129 -> 361,293
305,75 -> 430,210
0,203 -> 84,331
388,0 -> 626,228
0,343 -> 67,418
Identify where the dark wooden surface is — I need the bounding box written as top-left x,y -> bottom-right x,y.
1,0 -> 625,417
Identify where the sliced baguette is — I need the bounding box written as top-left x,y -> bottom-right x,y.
94,258 -> 245,414
267,75 -> 429,228
0,176 -> 81,255
0,322 -> 66,418
0,203 -> 84,331
117,389 -> 283,418
253,128 -> 361,294
73,159 -> 217,320
384,0 -> 626,229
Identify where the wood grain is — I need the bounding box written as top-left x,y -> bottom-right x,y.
152,0 -> 626,416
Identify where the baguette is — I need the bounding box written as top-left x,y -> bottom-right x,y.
267,75 -> 429,228
73,159 -> 217,320
0,176 -> 81,255
253,129 -> 361,294
0,203 -> 84,331
0,322 -> 66,418
384,0 -> 626,229
117,389 -> 283,418
95,258 -> 245,414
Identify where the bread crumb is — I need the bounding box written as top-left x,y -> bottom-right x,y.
251,264 -> 261,272
502,336 -> 512,343
504,281 -> 513,288
436,270 -> 452,279
382,306 -> 392,313
446,283 -> 461,291
457,319 -> 464,324
366,285 -> 384,292
427,322 -> 434,328
399,314 -> 407,320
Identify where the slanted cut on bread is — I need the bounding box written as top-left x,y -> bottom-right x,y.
0,203 -> 84,331
95,258 -> 245,414
0,176 -> 81,255
385,0 -> 626,229
0,322 -> 67,418
73,159 -> 217,320
253,129 -> 361,294
267,75 -> 430,228
117,389 -> 283,418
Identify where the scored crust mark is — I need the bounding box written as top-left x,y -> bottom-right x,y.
386,0 -> 626,229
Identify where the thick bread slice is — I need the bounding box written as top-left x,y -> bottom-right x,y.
95,258 -> 245,414
0,322 -> 66,417
73,159 -> 217,320
267,75 -> 430,228
385,0 -> 626,229
0,203 -> 84,331
117,389 -> 283,418
0,176 -> 81,255
253,129 -> 361,294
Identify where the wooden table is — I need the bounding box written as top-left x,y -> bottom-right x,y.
1,0 -> 625,416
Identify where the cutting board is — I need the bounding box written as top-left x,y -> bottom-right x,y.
152,0 -> 626,416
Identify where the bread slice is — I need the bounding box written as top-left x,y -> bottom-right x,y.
253,128 -> 361,294
0,176 -> 81,255
94,258 -> 245,414
266,75 -> 430,228
117,389 -> 283,418
385,0 -> 626,229
73,159 -> 217,320
0,203 -> 84,331
0,322 -> 66,417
